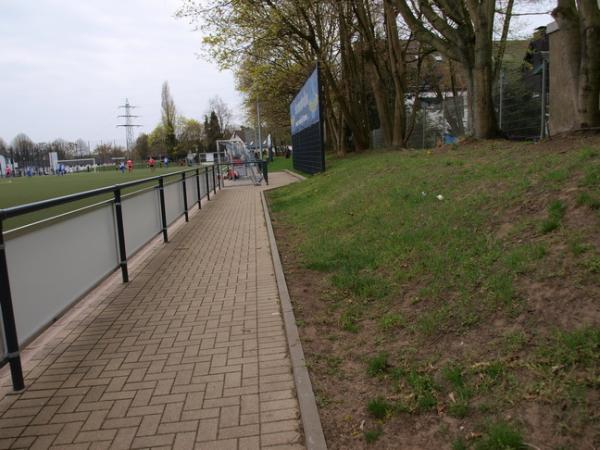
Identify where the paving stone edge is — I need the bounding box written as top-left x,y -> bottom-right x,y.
261,191 -> 327,450
283,169 -> 307,181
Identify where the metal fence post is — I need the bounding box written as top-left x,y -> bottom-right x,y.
158,177 -> 168,243
205,167 -> 211,201
212,166 -> 217,195
499,70 -> 504,130
181,172 -> 189,222
195,169 -> 201,209
540,59 -> 548,140
422,104 -> 427,149
0,219 -> 25,391
113,188 -> 129,283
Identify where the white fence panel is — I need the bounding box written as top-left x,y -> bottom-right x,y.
5,204 -> 118,344
122,189 -> 161,256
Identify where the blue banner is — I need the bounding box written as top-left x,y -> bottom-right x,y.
290,67 -> 320,135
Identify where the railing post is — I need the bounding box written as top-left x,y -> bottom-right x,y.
0,219 -> 25,391
158,177 -> 168,242
181,172 -> 189,222
113,188 -> 129,283
212,166 -> 217,195
540,58 -> 548,140
205,167 -> 211,201
195,168 -> 201,210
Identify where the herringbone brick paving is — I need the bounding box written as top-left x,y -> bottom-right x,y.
0,172 -> 304,449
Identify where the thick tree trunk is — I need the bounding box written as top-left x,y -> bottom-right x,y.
468,63 -> 498,139
579,0 -> 600,127
365,59 -> 393,146
384,0 -> 407,148
466,1 -> 498,139
553,0 -> 600,129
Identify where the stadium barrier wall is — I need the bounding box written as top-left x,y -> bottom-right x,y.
0,166 -> 220,391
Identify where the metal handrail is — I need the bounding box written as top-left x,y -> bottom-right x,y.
0,165 -> 217,391
0,168 -> 199,220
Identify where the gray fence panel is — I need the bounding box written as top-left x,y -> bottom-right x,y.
200,172 -> 207,198
186,176 -> 197,206
164,181 -> 184,225
5,204 -> 118,344
122,189 -> 162,256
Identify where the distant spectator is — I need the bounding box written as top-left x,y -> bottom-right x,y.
127,159 -> 133,173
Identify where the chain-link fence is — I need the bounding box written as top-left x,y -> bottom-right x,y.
370,58 -> 550,149
371,92 -> 468,149
495,56 -> 549,140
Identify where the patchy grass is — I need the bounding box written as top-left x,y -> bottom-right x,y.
474,422 -> 526,450
268,136 -> 600,449
364,428 -> 383,444
367,353 -> 390,377
367,397 -> 394,420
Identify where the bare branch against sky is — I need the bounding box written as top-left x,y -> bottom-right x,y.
0,0 -> 553,145
0,0 -> 242,146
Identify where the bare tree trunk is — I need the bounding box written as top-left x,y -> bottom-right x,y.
337,2 -> 370,151
470,60 -> 498,139
553,0 -> 600,129
384,0 -> 407,148
578,0 -> 600,127
353,0 -> 394,147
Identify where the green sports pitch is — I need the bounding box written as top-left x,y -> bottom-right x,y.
0,167 -> 194,231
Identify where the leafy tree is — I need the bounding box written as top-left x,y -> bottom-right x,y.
161,81 -> 178,158
177,117 -> 205,155
204,111 -> 222,153
148,124 -> 168,157
133,133 -> 151,160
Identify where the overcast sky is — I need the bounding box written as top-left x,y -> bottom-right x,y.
0,0 -> 242,147
0,0 -> 553,148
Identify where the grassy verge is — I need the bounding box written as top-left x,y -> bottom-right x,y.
267,156 -> 294,172
268,136 -> 600,449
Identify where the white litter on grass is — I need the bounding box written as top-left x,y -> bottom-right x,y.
421,191 -> 427,197
437,194 -> 444,201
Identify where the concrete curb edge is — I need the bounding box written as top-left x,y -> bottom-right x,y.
261,191 -> 327,450
283,169 -> 307,181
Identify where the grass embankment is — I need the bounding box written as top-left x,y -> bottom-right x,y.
0,167 -> 189,230
267,136 -> 600,449
267,156 -> 294,172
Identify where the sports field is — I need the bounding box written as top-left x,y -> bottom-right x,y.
0,167 -> 192,231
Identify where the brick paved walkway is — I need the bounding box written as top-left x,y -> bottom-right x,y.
0,172 -> 305,450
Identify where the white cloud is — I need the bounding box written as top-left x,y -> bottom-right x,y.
0,0 -> 242,145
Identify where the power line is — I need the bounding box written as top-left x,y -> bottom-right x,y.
117,98 -> 142,157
